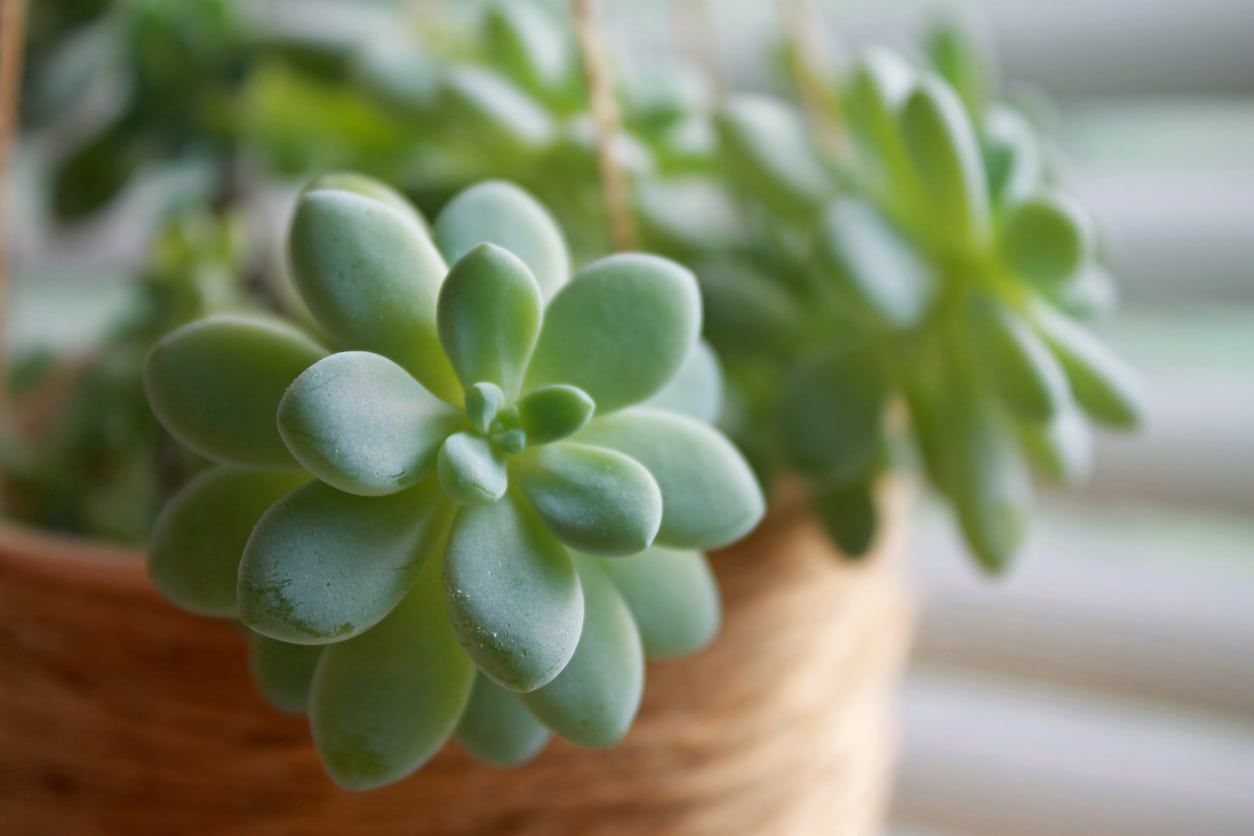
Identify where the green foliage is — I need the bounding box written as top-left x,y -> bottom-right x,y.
145,175 -> 763,784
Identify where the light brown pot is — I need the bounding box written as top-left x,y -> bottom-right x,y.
0,495 -> 912,836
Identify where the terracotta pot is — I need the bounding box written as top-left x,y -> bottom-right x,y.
0,496 -> 912,835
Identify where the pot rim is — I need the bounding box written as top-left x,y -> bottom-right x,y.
0,516 -> 147,590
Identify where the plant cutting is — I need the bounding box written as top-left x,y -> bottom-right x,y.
143,173 -> 763,787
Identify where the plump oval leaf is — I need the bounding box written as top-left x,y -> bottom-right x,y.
525,254 -> 701,413
437,432 -> 508,506
578,408 -> 764,550
643,340 -> 723,423
516,442 -> 662,557
1030,301 -> 1144,429
482,0 -> 576,101
820,200 -> 937,329
145,315 -> 325,467
517,384 -> 595,445
899,78 -> 990,245
442,66 -> 556,154
999,191 -> 1093,285
306,172 -> 429,229
716,95 -> 832,216
434,180 -> 570,299
601,546 -> 719,658
521,557 -> 643,748
1017,406 -> 1094,486
288,188 -> 459,403
148,466 -> 309,618
437,243 -> 543,398
844,47 -> 914,175
310,559 -> 474,790
278,352 -> 458,497
238,479 -> 450,644
982,106 -> 1042,207
924,16 -> 995,120
248,632 -> 323,713
968,295 -> 1068,422
456,674 -> 550,766
781,351 -> 887,486
444,497 -> 583,692
811,482 -> 878,558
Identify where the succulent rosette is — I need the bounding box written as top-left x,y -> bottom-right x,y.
143,174 -> 763,788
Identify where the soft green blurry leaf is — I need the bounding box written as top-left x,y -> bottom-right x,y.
288,188 -> 460,403
982,106 -> 1042,207
437,432 -> 509,506
844,47 -> 914,178
601,546 -> 719,658
145,315 -> 326,467
517,384 -> 595,444
310,558 -> 474,790
521,557 -> 643,748
634,177 -> 745,257
278,352 -> 458,497
999,191 -> 1093,285
968,295 -> 1068,422
249,632 -> 323,714
578,408 -> 764,550
306,172 -> 430,230
442,66 -> 556,154
437,244 -> 543,398
811,481 -> 878,558
525,254 -> 701,413
465,382 -> 505,435
444,496 -> 583,691
1030,301 -> 1144,429
782,351 -> 886,486
239,480 -> 450,644
693,260 -> 799,357
482,0 -> 576,104
456,674 -> 550,766
717,95 -> 832,216
1017,406 -> 1094,486
148,466 -> 308,618
899,78 -> 990,245
434,180 -> 570,300
924,16 -> 995,121
820,200 -> 937,329
643,340 -> 723,423
517,442 -> 662,556
1051,264 -> 1119,321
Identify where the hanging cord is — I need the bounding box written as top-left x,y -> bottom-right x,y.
572,0 -> 638,252
777,0 -> 847,158
0,0 -> 25,482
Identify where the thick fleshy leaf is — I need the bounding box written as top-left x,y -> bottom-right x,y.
456,674 -> 550,766
525,254 -> 701,413
434,181 -> 569,300
982,106 -> 1042,207
482,2 -> 576,104
517,385 -> 595,445
522,557 -> 643,748
924,16 -> 995,120
899,78 -> 990,245
601,546 -> 719,659
634,177 -> 745,256
437,244 -> 543,397
437,432 -> 509,506
278,352 -> 458,497
578,408 -> 764,550
442,66 -> 556,154
287,188 -> 460,403
306,172 -> 429,230
811,481 -> 878,558
1018,407 -> 1094,486
820,200 -> 937,329
999,192 -> 1094,285
516,442 -> 662,557
310,559 -> 475,790
968,295 -> 1068,422
693,259 -> 798,356
643,340 -> 723,423
1030,301 -> 1144,429
248,632 -> 323,713
1052,264 -> 1119,321
144,315 -> 325,467
717,95 -> 831,215
844,47 -> 914,173
782,351 -> 887,486
148,466 -> 309,618
444,497 -> 583,691
239,480 -> 450,644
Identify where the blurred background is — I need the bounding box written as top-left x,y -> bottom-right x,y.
6,1 -> 1253,833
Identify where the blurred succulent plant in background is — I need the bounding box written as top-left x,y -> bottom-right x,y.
143,174 -> 763,788
701,18 -> 1144,571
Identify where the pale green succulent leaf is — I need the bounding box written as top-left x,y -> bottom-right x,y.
310,558 -> 474,790
437,432 -> 508,506
924,16 -> 995,120
781,351 -> 886,486
521,557 -> 643,749
968,295 -> 1069,422
456,674 -> 550,766
517,384 -> 595,444
601,546 -> 719,659
482,1 -> 577,104
248,632 -> 323,714
1017,406 -> 1094,486
148,466 -> 309,618
982,106 -> 1043,207
144,315 -> 325,467
811,482 -> 878,558
525,254 -> 701,413
716,95 -> 831,215
238,479 -> 450,644
577,408 -> 764,550
444,496 -> 583,692
643,340 -> 723,423
306,172 -> 429,230
278,352 -> 458,497
999,191 -> 1094,285
516,442 -> 662,557
442,66 -> 556,154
